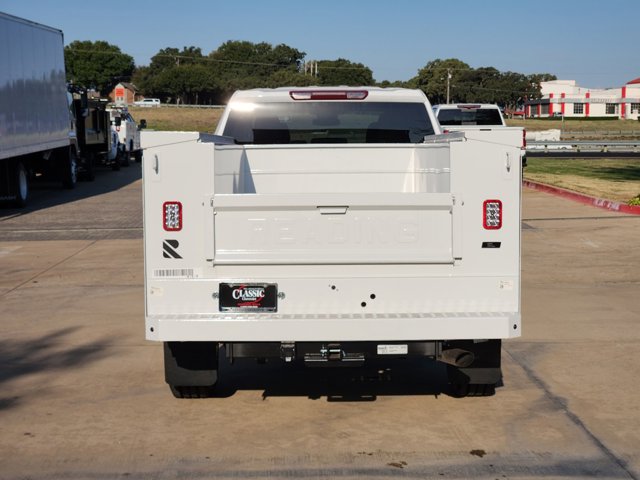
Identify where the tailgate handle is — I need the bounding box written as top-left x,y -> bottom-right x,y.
317,206 -> 348,215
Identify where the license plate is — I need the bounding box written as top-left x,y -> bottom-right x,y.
219,283 -> 277,312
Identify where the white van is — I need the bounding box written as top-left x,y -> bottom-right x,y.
134,98 -> 161,108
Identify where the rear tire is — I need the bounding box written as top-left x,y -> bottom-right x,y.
445,340 -> 502,398
169,385 -> 216,399
61,148 -> 78,189
448,378 -> 496,398
82,153 -> 95,181
164,341 -> 219,398
111,155 -> 121,171
13,161 -> 29,207
120,145 -> 130,167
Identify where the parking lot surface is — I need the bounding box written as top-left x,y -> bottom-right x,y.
1,166 -> 639,479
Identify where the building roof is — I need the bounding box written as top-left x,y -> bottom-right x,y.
116,82 -> 139,91
626,77 -> 640,85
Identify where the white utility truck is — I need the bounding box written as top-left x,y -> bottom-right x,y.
0,12 -> 78,206
143,87 -> 523,398
108,106 -> 144,165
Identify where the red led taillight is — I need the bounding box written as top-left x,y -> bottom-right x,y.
483,200 -> 502,230
163,201 -> 182,231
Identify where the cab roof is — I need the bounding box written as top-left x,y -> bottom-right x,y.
228,87 -> 429,104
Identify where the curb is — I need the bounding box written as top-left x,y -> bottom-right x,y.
523,180 -> 640,216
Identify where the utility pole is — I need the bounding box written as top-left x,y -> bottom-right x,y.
304,61 -> 319,77
303,60 -> 318,77
446,69 -> 452,104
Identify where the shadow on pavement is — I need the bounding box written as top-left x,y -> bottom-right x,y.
0,163 -> 141,219
0,327 -> 114,411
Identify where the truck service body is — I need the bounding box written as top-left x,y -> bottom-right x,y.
0,12 -> 78,206
142,87 -> 523,398
108,106 -> 143,165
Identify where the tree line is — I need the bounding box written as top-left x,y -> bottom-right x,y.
64,40 -> 555,108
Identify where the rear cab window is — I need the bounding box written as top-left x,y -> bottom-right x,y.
222,102 -> 435,145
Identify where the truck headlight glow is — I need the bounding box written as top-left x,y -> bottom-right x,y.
483,200 -> 502,229
163,201 -> 182,231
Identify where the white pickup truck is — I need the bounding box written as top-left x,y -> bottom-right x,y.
433,103 -> 506,128
143,87 -> 523,398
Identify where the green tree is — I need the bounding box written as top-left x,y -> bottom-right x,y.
377,80 -> 412,88
265,69 -> 316,88
413,58 -> 471,105
64,40 -> 135,95
208,41 -> 306,100
138,46 -> 220,104
315,58 -> 374,86
148,46 -> 205,73
150,65 -> 219,104
453,66 -> 502,103
413,58 -> 557,107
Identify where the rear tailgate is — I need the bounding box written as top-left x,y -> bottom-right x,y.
212,192 -> 455,265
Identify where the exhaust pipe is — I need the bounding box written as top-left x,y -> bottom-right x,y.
440,348 -> 475,368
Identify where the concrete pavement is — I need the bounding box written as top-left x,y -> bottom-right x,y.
0,168 -> 639,479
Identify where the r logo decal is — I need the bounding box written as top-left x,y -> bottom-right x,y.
163,240 -> 182,259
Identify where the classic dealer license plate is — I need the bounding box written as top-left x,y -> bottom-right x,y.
219,283 -> 278,312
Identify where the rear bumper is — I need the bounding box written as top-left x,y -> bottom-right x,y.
146,311 -> 520,342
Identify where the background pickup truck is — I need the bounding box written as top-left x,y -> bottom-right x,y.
433,103 -> 506,128
142,87 -> 524,398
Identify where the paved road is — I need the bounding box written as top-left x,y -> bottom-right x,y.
1,170 -> 639,479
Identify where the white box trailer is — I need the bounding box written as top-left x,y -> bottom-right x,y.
0,12 -> 78,206
142,87 -> 523,398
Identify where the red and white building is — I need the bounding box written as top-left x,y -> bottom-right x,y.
109,82 -> 139,106
525,78 -> 640,120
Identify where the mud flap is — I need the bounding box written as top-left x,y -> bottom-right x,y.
164,341 -> 219,387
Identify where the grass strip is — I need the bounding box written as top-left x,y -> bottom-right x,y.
524,158 -> 640,202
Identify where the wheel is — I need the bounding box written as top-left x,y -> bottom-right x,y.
111,153 -> 121,171
61,148 -> 77,189
81,153 -> 95,181
134,150 -> 142,163
121,145 -> 130,167
448,378 -> 496,398
13,161 -> 29,207
444,340 -> 502,398
164,342 -> 219,398
169,385 -> 216,399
